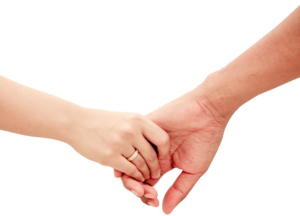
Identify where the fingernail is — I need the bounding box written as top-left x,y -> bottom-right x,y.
130,190 -> 139,197
144,194 -> 155,199
152,172 -> 160,179
148,202 -> 156,207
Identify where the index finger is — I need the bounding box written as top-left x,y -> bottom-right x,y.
141,117 -> 170,160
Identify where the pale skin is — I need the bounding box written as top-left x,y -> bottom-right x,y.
0,76 -> 170,181
116,6 -> 300,214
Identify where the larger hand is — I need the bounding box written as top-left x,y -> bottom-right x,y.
117,86 -> 232,214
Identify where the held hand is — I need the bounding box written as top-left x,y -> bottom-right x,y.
116,87 -> 231,213
67,109 -> 170,181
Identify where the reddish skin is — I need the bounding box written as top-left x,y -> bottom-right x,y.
115,7 -> 300,214
115,89 -> 231,214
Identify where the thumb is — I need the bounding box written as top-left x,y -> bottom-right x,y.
163,171 -> 202,214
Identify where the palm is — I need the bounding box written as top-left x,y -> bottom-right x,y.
151,103 -> 223,174
121,91 -> 229,214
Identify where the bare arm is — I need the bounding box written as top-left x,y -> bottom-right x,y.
201,6 -> 300,118
0,76 -> 170,181
0,75 -> 78,141
119,6 -> 300,214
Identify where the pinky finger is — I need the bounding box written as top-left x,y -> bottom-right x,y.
112,156 -> 145,182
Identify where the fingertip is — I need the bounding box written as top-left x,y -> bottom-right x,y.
162,186 -> 177,214
121,175 -> 145,196
114,169 -> 123,178
111,169 -> 116,179
163,208 -> 173,215
143,184 -> 158,198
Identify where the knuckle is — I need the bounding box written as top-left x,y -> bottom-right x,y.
135,159 -> 145,169
160,133 -> 170,146
126,167 -> 137,177
119,123 -> 136,136
103,149 -> 115,158
146,154 -> 157,163
110,135 -> 124,149
129,113 -> 144,122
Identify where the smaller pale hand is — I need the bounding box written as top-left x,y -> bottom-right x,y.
66,108 -> 170,181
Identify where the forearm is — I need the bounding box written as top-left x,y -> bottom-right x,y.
199,7 -> 300,118
0,75 -> 80,142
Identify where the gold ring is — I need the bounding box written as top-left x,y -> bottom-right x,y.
127,149 -> 139,161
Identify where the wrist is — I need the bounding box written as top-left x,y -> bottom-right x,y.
193,68 -> 247,122
52,104 -> 87,145
61,107 -> 113,149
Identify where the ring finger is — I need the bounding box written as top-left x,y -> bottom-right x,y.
129,153 -> 150,180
